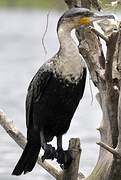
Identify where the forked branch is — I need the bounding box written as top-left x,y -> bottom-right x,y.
97,141 -> 121,159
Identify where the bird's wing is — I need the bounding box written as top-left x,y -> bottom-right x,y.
26,65 -> 52,129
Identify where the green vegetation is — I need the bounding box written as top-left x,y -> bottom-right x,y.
100,0 -> 121,10
0,0 -> 120,10
0,0 -> 66,9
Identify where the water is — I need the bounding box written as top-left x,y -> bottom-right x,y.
0,9 -> 103,180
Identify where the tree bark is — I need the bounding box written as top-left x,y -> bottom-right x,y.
63,138 -> 81,180
64,0 -> 121,179
1,1 -> 121,180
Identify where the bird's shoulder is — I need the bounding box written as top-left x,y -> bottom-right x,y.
29,61 -> 53,87
26,59 -> 56,102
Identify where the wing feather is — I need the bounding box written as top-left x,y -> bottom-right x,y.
26,66 -> 52,128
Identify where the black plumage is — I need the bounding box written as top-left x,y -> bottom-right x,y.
27,67 -> 86,141
12,63 -> 86,175
12,7 -> 90,175
12,7 -> 115,175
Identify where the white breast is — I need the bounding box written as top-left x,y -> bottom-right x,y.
53,55 -> 85,83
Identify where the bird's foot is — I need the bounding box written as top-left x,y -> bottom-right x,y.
56,148 -> 72,169
42,144 -> 56,162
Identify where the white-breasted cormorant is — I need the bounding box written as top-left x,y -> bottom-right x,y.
12,8 -> 114,175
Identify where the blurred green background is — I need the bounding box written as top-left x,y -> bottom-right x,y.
0,0 -> 119,9
0,0 -> 66,9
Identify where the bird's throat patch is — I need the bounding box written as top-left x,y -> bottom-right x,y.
80,17 -> 91,25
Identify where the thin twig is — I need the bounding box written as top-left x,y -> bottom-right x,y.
41,11 -> 50,57
97,141 -> 121,159
89,26 -> 109,43
89,76 -> 94,104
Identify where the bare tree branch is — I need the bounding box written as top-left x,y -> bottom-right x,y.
0,111 -> 84,180
97,141 -> 121,159
89,26 -> 109,43
105,32 -> 118,85
42,11 -> 50,57
0,111 -> 63,179
63,138 -> 82,180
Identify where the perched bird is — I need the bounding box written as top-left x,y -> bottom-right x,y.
12,8 -> 114,175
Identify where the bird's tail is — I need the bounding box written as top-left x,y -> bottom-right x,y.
12,141 -> 41,175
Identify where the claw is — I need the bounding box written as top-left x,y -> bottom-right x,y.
41,144 -> 56,162
56,148 -> 72,169
41,155 -> 46,162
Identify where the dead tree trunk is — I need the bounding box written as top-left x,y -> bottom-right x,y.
1,1 -> 121,180
64,0 -> 121,179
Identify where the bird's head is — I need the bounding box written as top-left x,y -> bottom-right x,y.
57,8 -> 115,31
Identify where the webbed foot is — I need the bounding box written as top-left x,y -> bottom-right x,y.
42,144 -> 56,162
56,148 -> 72,169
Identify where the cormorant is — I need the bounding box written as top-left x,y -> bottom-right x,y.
12,8 -> 114,175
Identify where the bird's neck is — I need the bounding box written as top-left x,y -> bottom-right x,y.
54,23 -> 85,83
57,23 -> 79,58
